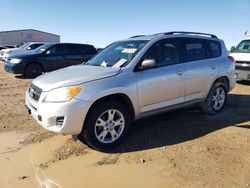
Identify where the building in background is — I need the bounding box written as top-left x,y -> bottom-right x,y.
0,29 -> 60,46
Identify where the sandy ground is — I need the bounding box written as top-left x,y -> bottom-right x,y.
0,62 -> 250,188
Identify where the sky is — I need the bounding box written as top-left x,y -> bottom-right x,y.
0,0 -> 250,49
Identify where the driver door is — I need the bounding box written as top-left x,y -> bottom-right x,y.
136,39 -> 186,115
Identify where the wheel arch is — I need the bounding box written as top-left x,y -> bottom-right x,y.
86,93 -> 135,121
212,75 -> 230,92
24,61 -> 45,73
203,75 -> 230,102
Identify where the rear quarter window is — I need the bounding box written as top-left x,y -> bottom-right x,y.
208,40 -> 221,58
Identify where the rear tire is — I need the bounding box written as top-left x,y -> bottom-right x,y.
80,100 -> 131,151
201,82 -> 227,114
24,63 -> 43,78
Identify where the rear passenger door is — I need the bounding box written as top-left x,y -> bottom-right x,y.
181,38 -> 219,102
64,44 -> 84,66
64,44 -> 96,66
136,39 -> 186,114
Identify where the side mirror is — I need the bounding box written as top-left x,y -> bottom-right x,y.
46,50 -> 51,55
26,47 -> 31,50
140,59 -> 156,69
231,46 -> 236,52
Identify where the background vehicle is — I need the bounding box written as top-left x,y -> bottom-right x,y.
5,43 -> 97,78
230,36 -> 250,81
2,42 -> 45,61
0,45 -> 16,60
25,32 -> 236,150
2,45 -> 16,49
0,47 -> 7,51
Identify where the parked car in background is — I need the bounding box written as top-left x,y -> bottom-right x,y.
3,45 -> 16,49
0,45 -> 16,60
2,42 -> 45,61
4,43 -> 97,78
0,47 -> 7,51
25,31 -> 236,150
230,35 -> 250,81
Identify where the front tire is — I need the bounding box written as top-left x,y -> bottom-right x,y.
201,82 -> 227,114
80,100 -> 131,151
24,63 -> 43,78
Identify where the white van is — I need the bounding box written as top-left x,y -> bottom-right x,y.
230,35 -> 250,80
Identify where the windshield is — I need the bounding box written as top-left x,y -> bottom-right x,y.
33,43 -> 53,54
87,40 -> 148,67
234,40 -> 250,53
18,43 -> 30,49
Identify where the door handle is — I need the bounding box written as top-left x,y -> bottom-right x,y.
176,71 -> 184,76
211,65 -> 216,70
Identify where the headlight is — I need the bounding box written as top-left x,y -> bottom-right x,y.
10,58 -> 22,64
45,85 -> 83,102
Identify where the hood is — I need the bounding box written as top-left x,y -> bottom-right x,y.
1,48 -> 17,53
9,49 -> 26,55
230,52 -> 250,61
9,50 -> 38,59
32,65 -> 121,91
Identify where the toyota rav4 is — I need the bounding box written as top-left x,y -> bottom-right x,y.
25,31 -> 236,150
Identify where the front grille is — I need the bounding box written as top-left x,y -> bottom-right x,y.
28,84 -> 42,101
235,61 -> 250,65
236,66 -> 250,71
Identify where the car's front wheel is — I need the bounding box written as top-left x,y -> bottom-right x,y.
24,63 -> 43,78
80,100 -> 131,151
201,81 -> 227,114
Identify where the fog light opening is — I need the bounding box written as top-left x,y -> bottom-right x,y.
38,115 -> 42,121
56,116 -> 65,127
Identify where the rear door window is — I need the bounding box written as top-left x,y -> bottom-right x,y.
65,44 -> 82,54
183,39 -> 207,61
65,44 -> 97,54
80,45 -> 97,54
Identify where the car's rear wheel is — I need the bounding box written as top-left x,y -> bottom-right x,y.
80,100 -> 131,151
201,81 -> 227,114
24,63 -> 43,78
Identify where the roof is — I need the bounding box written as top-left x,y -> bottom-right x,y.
0,29 -> 60,37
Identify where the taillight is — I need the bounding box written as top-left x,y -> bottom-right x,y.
228,56 -> 235,62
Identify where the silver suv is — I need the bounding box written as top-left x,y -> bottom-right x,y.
25,31 -> 236,150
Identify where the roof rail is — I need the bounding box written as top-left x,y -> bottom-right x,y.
130,35 -> 145,38
163,31 -> 218,39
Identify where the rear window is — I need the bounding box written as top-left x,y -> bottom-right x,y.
208,40 -> 221,58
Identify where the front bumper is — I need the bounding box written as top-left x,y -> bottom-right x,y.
235,69 -> 250,80
4,61 -> 24,74
25,90 -> 92,135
